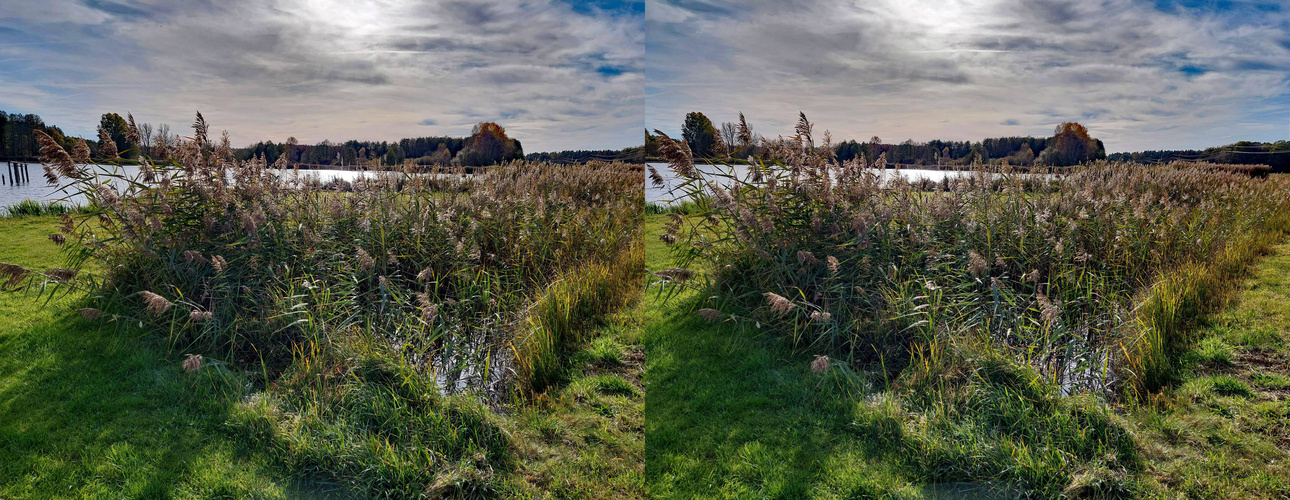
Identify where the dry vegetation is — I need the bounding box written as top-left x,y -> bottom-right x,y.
649,112 -> 1290,497
4,113 -> 644,497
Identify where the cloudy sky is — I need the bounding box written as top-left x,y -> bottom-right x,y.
647,0 -> 1290,152
0,0 -> 642,152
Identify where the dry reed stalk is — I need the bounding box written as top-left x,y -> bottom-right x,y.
78,308 -> 104,320
139,291 -> 172,315
183,353 -> 203,373
811,355 -> 830,373
764,292 -> 795,315
36,130 -> 80,184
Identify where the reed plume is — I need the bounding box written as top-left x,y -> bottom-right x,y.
139,291 -> 172,315
97,127 -> 118,159
36,130 -> 81,184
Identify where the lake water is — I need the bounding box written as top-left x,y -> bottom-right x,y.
646,162 -> 986,204
0,163 -> 412,213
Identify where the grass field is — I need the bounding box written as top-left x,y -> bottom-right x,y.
0,215 -> 291,497
0,213 -> 644,498
643,209 -> 1290,499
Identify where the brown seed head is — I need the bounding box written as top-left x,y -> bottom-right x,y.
183,250 -> 208,265
139,290 -> 173,315
656,267 -> 693,283
967,250 -> 987,277
36,130 -> 81,183
78,307 -> 104,320
97,126 -> 118,159
45,268 -> 76,283
696,308 -> 722,322
183,353 -> 203,373
0,262 -> 30,289
652,129 -> 695,179
356,247 -> 374,272
811,355 -> 830,373
809,310 -> 832,323
764,292 -> 795,315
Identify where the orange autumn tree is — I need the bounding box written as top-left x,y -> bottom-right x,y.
454,121 -> 523,166
1038,122 -> 1105,166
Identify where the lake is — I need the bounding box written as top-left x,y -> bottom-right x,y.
646,162 -> 991,204
0,163 -> 413,213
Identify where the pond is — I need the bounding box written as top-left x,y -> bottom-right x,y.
645,162 -> 994,204
0,163 -> 415,213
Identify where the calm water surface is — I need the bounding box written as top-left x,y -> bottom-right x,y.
646,162 -> 988,204
0,163 -> 408,213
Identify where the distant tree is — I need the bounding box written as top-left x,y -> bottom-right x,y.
427,143 -> 452,165
720,122 -> 738,153
138,122 -> 153,158
98,113 -> 134,159
453,122 -> 516,167
1037,122 -> 1101,166
285,136 -> 299,164
383,143 -> 404,166
645,129 -> 659,158
681,112 -> 718,159
867,136 -> 882,166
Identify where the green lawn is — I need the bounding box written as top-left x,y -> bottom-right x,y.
0,216 -> 294,498
1133,242 -> 1290,498
642,214 -> 910,499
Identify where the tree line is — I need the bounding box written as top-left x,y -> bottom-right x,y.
1109,141 -> 1290,172
0,109 -> 530,168
651,111 -> 1109,167
236,122 -> 523,168
525,146 -> 644,164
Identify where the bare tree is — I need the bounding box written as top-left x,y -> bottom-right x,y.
720,122 -> 738,152
152,123 -> 172,161
138,123 -> 153,158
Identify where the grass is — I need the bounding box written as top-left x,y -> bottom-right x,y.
1132,241 -> 1290,498
1,209 -> 645,498
644,214 -> 1290,499
21,117 -> 645,496
644,214 -> 914,499
0,215 -> 294,497
0,199 -> 80,217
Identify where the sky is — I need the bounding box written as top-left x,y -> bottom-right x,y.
646,0 -> 1290,153
0,0 -> 643,152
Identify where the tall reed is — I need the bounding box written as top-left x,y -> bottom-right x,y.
654,112 -> 1290,397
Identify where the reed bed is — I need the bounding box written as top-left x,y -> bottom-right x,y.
15,113 -> 642,495
652,113 -> 1290,396
650,113 -> 1290,495
1,199 -> 82,218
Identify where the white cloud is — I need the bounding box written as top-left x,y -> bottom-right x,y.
0,0 -> 643,151
646,0 -> 1290,152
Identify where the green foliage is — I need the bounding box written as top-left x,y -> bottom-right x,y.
681,112 -> 719,159
98,112 -> 135,159
1,199 -> 79,218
